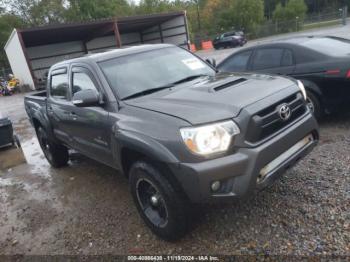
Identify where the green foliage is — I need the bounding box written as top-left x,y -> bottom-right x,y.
65,0 -> 132,21
1,0 -> 66,26
273,0 -> 307,32
264,0 -> 281,18
199,0 -> 264,37
222,0 -> 265,34
28,0 -> 67,25
0,13 -> 24,67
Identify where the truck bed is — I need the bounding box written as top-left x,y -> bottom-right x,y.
24,91 -> 47,122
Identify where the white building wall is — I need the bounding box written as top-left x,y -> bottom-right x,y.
4,29 -> 35,89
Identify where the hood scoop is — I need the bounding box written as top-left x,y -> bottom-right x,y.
213,78 -> 247,92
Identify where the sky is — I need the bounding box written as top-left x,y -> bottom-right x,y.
129,0 -> 141,4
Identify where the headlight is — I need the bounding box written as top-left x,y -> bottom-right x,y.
297,80 -> 307,100
180,120 -> 240,156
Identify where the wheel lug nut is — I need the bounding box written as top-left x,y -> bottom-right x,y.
150,195 -> 159,206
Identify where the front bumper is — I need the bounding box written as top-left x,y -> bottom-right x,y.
169,113 -> 319,203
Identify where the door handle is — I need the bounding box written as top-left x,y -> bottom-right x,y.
47,106 -> 53,114
70,112 -> 78,120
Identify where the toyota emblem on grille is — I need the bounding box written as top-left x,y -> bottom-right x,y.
278,104 -> 291,121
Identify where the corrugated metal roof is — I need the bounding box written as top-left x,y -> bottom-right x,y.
18,11 -> 185,47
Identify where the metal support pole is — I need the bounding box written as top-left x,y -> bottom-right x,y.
196,0 -> 201,33
343,6 -> 348,25
113,20 -> 122,48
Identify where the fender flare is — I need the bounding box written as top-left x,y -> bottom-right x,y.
30,110 -> 56,141
113,129 -> 180,170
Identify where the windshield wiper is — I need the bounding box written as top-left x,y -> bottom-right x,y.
171,74 -> 209,85
122,85 -> 174,100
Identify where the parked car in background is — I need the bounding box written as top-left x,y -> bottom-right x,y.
24,44 -> 318,240
213,31 -> 247,49
217,36 -> 350,118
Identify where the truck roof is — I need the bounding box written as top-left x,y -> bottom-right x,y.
52,44 -> 174,68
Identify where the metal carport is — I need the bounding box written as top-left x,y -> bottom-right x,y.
4,11 -> 190,90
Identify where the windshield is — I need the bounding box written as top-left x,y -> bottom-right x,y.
99,46 -> 215,99
300,37 -> 350,57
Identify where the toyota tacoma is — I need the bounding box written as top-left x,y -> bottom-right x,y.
24,44 -> 319,240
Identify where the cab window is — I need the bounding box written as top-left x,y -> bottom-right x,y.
72,72 -> 98,96
51,72 -> 69,100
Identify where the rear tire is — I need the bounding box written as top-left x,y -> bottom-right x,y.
129,160 -> 191,241
37,127 -> 69,168
306,91 -> 323,119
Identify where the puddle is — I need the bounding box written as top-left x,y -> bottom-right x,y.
0,176 -> 14,187
21,137 -> 50,176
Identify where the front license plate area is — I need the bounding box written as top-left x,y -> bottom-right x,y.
258,134 -> 314,182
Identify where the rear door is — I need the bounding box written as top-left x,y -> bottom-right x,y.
68,65 -> 113,165
47,67 -> 74,147
250,48 -> 296,75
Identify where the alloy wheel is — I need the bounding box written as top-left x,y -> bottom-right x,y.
136,178 -> 169,228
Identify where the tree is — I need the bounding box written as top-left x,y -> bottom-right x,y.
273,0 -> 308,32
29,0 -> 67,25
201,0 -> 233,35
226,0 -> 265,33
65,0 -> 132,21
264,0 -> 282,18
1,0 -> 67,26
0,14 -> 24,67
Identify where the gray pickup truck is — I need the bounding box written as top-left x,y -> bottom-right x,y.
25,44 -> 319,240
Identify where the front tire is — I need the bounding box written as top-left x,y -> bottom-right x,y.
37,127 -> 69,168
129,160 -> 191,241
306,91 -> 323,119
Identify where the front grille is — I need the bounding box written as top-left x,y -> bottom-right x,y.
246,93 -> 307,143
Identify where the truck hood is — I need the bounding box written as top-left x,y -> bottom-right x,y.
124,73 -> 296,125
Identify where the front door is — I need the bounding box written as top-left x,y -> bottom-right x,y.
67,66 -> 113,166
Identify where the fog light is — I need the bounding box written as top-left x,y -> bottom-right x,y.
211,181 -> 221,192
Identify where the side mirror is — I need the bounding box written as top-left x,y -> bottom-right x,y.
205,58 -> 217,68
72,89 -> 100,107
